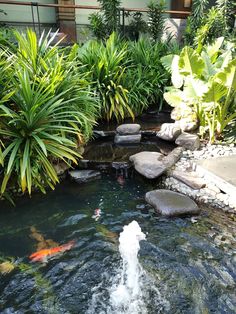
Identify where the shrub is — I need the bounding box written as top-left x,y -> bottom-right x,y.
162,37 -> 236,143
147,0 -> 166,42
77,33 -> 134,121
127,37 -> 171,112
0,30 -> 98,196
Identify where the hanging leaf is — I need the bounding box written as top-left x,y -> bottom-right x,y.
179,47 -> 205,77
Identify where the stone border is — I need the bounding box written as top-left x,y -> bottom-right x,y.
162,143 -> 236,213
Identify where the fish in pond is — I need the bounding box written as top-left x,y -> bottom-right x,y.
0,261 -> 15,275
92,208 -> 101,221
30,226 -> 58,251
29,240 -> 75,263
96,225 -> 118,244
117,175 -> 125,186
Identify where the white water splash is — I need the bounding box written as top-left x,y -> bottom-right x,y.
87,220 -> 168,314
109,220 -> 147,314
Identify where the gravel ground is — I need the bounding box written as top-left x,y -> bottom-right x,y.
162,143 -> 236,213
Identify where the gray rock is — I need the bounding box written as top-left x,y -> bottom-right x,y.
69,170 -> 101,183
156,123 -> 181,142
114,134 -> 141,144
175,119 -> 198,132
129,151 -> 166,179
93,130 -> 116,138
116,124 -> 141,135
175,133 -> 200,150
53,162 -> 70,176
145,189 -> 200,217
171,170 -> 206,189
162,147 -> 184,168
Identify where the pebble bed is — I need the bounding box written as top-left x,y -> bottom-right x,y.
162,143 -> 236,213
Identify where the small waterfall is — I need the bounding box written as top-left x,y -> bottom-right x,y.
109,220 -> 147,314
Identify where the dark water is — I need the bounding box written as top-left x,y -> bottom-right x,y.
83,139 -> 174,164
95,112 -> 173,131
0,173 -> 235,314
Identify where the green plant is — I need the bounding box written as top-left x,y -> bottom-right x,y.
184,0 -> 235,46
161,37 -> 236,143
216,0 -> 235,33
147,0 -> 166,42
98,0 -> 121,35
126,12 -> 148,41
127,37 -> 170,112
77,33 -> 134,121
88,12 -> 107,40
89,0 -> 121,39
195,7 -> 225,52
0,30 -> 98,196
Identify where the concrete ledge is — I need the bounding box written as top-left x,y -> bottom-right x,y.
194,156 -> 236,195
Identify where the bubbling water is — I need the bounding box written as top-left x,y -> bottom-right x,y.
109,220 -> 147,314
87,220 -> 167,314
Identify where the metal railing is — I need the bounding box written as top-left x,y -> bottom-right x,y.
0,0 -> 191,39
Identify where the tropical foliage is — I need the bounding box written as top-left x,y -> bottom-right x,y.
147,0 -> 166,42
89,0 -> 121,39
162,37 -> 236,143
75,33 -> 173,120
0,30 -> 98,197
127,37 -> 172,113
184,0 -> 235,47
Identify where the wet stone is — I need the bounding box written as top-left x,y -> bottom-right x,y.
114,134 -> 141,144
116,124 -> 141,135
145,189 -> 200,217
68,170 -> 101,183
129,151 -> 166,179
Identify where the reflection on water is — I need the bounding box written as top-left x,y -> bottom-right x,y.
0,173 -> 235,313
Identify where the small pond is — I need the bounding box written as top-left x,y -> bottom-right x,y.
0,173 -> 235,313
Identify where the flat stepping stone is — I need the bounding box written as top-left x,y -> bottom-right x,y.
114,134 -> 141,144
156,123 -> 181,142
116,124 -> 141,135
69,170 -> 101,183
171,170 -> 206,189
145,189 -> 200,217
175,133 -> 200,150
129,151 -> 166,179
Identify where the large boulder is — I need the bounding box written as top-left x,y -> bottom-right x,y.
156,123 -> 181,142
116,124 -> 141,135
129,151 -> 166,179
145,189 -> 200,217
69,170 -> 101,183
114,134 -> 141,144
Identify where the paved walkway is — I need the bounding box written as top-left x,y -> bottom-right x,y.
195,156 -> 236,195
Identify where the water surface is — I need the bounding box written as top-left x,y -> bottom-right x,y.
0,173 -> 235,313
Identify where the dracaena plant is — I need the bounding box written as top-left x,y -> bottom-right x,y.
161,37 -> 236,143
0,29 -> 98,197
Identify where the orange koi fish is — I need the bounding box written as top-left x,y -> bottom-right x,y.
29,240 -> 75,263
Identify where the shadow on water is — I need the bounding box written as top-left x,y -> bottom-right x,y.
0,173 -> 235,313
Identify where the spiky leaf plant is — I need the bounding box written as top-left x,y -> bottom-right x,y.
0,30 -> 98,196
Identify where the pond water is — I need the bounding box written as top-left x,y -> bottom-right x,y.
0,173 -> 235,314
